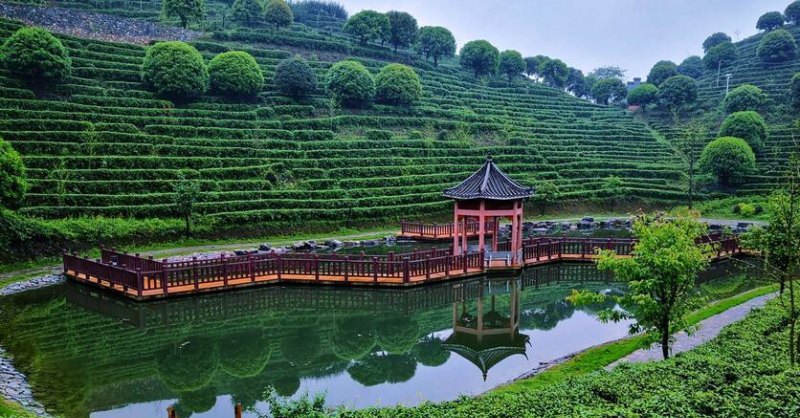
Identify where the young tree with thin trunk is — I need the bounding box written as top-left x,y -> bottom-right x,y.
162,0 -> 204,29
674,122 -> 706,209
173,172 -> 202,237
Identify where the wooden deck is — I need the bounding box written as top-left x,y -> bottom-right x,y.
63,235 -> 743,301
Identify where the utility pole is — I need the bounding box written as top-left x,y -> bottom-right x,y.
725,73 -> 733,96
716,60 -> 722,87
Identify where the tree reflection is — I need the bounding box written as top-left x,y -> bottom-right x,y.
331,314 -> 376,361
376,316 -> 420,354
156,338 -> 219,392
347,353 -> 417,386
412,336 -> 450,367
219,330 -> 272,378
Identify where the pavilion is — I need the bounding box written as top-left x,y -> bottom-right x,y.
443,156 -> 535,265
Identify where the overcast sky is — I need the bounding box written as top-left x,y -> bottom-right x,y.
336,0 -> 789,79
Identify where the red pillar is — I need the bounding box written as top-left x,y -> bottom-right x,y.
453,201 -> 460,255
462,217 -> 468,254
492,216 -> 499,252
478,200 -> 486,253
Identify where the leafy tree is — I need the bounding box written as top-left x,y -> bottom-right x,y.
703,32 -> 732,51
0,27 -> 71,86
677,55 -> 704,78
723,84 -> 766,113
757,11 -> 785,31
230,0 -> 264,25
626,83 -> 658,110
459,40 -> 499,77
601,175 -> 625,210
646,60 -> 678,86
326,60 -> 375,107
498,50 -> 525,82
141,41 -> 208,101
161,0 -> 203,28
674,123 -> 707,209
658,75 -> 697,110
264,0 -> 293,30
699,137 -> 756,186
566,67 -> 588,98
757,28 -> 797,62
173,171 -> 202,236
344,10 -> 389,45
568,215 -> 711,359
415,26 -> 455,66
591,77 -> 626,105
375,63 -> 421,106
386,11 -> 417,52
587,65 -> 626,80
790,72 -> 800,108
787,1 -> 800,24
532,181 -> 560,215
273,56 -> 316,98
524,55 -> 550,81
718,111 -> 768,153
0,138 -> 27,210
540,58 -> 569,88
208,51 -> 264,98
703,41 -> 738,70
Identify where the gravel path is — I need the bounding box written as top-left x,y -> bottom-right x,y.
608,292 -> 778,368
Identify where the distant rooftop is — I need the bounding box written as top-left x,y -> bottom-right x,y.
443,156 -> 534,200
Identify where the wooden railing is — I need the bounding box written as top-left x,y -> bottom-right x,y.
400,220 -> 495,238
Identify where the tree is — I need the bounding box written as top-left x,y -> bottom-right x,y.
386,11 -> 417,52
459,40 -> 499,77
757,28 -> 798,63
566,67 -> 588,98
0,138 -> 27,210
141,41 -> 208,101
208,51 -> 264,98
757,11 -> 785,31
601,175 -> 625,210
568,215 -> 711,359
719,111 -> 768,153
498,50 -> 525,82
791,73 -> 800,108
587,65 -> 627,80
626,83 -> 658,110
344,10 -> 389,45
230,0 -> 264,25
173,171 -> 202,237
703,41 -> 738,70
540,58 -> 569,88
264,0 -> 293,30
274,56 -> 316,99
525,55 -> 550,81
326,60 -> 375,107
591,77 -> 626,105
658,75 -> 697,110
699,137 -> 756,186
703,32 -> 732,52
677,56 -> 704,79
0,27 -> 71,87
375,63 -> 421,106
723,84 -> 766,113
787,1 -> 800,24
674,123 -> 707,209
646,60 -> 678,86
532,181 -> 560,215
161,0 -> 203,29
415,26 -> 455,66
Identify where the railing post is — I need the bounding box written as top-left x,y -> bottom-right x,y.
373,257 -> 379,282
344,256 -> 350,282
277,254 -> 283,280
403,257 -> 410,283
425,256 -> 431,280
221,254 -> 228,288
249,255 -> 256,282
480,249 -> 486,271
136,268 -> 143,298
463,253 -> 468,274
235,403 -> 243,418
161,260 -> 168,295
191,257 -> 199,290
315,255 -> 320,281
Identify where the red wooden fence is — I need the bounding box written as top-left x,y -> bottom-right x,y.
401,220 -> 495,238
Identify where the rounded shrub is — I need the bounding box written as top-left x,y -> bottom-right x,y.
326,60 -> 375,107
699,137 -> 756,186
0,138 -> 27,210
718,111 -> 767,153
658,75 -> 698,108
677,56 -> 704,78
459,39 -> 500,77
703,41 -> 738,70
141,41 -> 208,101
375,63 -> 422,106
646,60 -> 678,87
231,0 -> 265,25
757,11 -> 785,31
723,84 -> 766,113
626,83 -> 658,109
757,28 -> 797,62
0,27 -> 71,85
208,51 -> 264,98
273,56 -> 317,98
264,0 -> 293,30
787,1 -> 800,24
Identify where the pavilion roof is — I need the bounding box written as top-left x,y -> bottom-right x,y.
442,156 -> 534,200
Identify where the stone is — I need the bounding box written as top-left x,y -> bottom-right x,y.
325,239 -> 343,248
258,243 -> 271,251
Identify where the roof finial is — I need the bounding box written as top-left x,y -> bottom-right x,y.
486,153 -> 493,162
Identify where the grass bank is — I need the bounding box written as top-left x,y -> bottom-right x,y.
0,398 -> 38,418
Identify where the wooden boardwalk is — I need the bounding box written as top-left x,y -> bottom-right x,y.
63,235 -> 743,301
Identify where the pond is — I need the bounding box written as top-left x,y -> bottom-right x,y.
0,259 -> 766,418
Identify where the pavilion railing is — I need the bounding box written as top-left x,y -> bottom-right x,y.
400,220 -> 495,237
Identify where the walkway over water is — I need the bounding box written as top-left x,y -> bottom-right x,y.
63,235 -> 743,301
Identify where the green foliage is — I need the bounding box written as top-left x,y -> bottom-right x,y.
415,26 -> 455,66
231,0 -> 265,25
702,32 -> 731,52
161,0 -> 203,28
208,51 -> 264,98
566,67 -> 588,98
531,180 -> 560,215
156,339 -> 219,392
646,60 -> 678,86
677,55 -> 704,78
790,72 -> 800,108
0,27 -> 71,86
756,11 -> 785,31
273,56 -> 316,98
385,11 -> 418,52
626,83 -> 659,109
699,137 -> 756,186
141,41 -> 208,101
344,10 -> 389,45
540,58 -> 569,88
587,65 -> 627,80
265,0 -> 294,30
703,41 -> 738,70
374,63 -> 422,106
0,138 -> 27,210
757,28 -> 797,62
459,40 -> 499,77
718,111 -> 767,153
658,75 -> 697,109
723,84 -> 766,113
591,77 -> 626,105
265,390 -> 331,418
787,1 -> 800,24
172,170 -> 202,235
524,55 -> 547,78
326,60 -> 375,107
498,50 -> 525,82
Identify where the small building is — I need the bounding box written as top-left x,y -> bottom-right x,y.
626,77 -> 642,91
